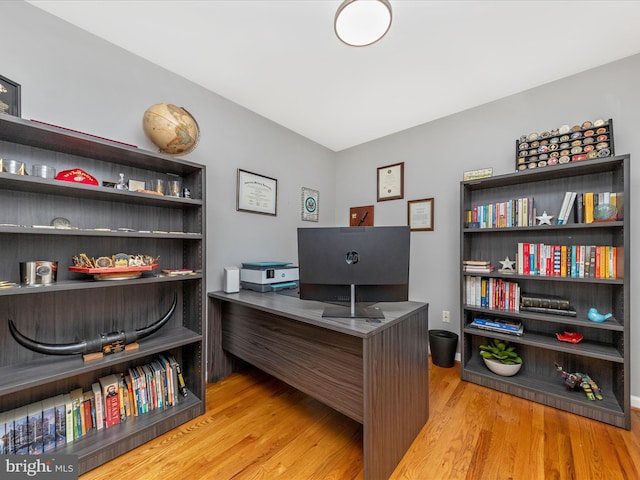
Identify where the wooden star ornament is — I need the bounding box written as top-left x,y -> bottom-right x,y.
499,256 -> 516,272
536,211 -> 554,225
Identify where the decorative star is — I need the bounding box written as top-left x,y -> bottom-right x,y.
499,256 -> 516,271
537,211 -> 554,225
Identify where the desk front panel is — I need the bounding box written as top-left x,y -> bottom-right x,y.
222,301 -> 365,423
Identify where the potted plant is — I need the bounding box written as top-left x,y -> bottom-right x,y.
479,338 -> 522,376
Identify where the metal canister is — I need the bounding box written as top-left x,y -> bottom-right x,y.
20,261 -> 58,285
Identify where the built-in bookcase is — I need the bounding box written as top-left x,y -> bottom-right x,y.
460,155 -> 630,429
0,115 -> 206,471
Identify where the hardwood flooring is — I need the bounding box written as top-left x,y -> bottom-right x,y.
80,359 -> 640,479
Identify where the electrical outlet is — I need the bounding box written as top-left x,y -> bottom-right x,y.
442,310 -> 450,323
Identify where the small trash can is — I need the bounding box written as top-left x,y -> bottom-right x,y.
429,330 -> 458,368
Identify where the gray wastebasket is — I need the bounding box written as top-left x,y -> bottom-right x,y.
429,330 -> 458,368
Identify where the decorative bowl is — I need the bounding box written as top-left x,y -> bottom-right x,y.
483,358 -> 522,377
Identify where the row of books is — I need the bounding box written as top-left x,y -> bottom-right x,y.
465,276 -> 520,312
516,243 -> 622,279
0,353 -> 186,455
558,191 -> 622,224
465,197 -> 535,229
470,317 -> 524,336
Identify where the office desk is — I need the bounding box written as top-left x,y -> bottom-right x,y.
208,290 -> 429,480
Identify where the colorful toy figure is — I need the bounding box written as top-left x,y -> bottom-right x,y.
555,363 -> 603,400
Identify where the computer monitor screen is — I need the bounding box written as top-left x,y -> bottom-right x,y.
297,226 -> 410,319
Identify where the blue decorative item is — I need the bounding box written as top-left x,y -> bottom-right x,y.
587,308 -> 612,323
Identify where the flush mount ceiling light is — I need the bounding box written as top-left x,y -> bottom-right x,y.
334,0 -> 393,47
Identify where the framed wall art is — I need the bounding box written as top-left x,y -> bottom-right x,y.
377,162 -> 404,201
0,74 -> 21,117
408,197 -> 434,231
350,205 -> 374,226
301,187 -> 319,222
236,168 -> 278,216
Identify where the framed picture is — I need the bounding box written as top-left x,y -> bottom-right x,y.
408,198 -> 434,231
236,168 -> 278,216
128,179 -> 146,192
377,162 -> 404,201
350,205 -> 374,226
301,187 -> 319,222
463,167 -> 493,181
0,74 -> 21,117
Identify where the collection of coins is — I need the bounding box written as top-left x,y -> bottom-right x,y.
72,253 -> 159,269
516,119 -> 613,171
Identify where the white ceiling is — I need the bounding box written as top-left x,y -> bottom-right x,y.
27,0 -> 640,152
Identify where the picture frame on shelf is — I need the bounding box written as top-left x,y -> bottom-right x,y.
377,162 -> 404,201
236,168 -> 278,216
0,74 -> 21,117
463,167 -> 493,180
408,197 -> 434,231
301,187 -> 319,222
128,179 -> 146,192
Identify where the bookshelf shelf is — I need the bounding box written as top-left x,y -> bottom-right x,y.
460,154 -> 630,429
0,115 -> 206,471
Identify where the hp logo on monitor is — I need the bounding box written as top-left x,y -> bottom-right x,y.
345,251 -> 359,264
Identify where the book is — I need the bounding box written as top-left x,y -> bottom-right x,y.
575,192 -> 584,223
27,401 -> 44,454
167,354 -> 188,398
82,391 -> 95,433
63,392 -> 74,444
53,394 -> 67,447
13,405 -> 29,454
92,382 -> 104,430
557,192 -> 572,224
471,317 -> 523,333
0,411 -> 8,454
584,192 -> 594,223
520,305 -> 577,316
69,388 -> 84,439
520,293 -> 571,310
99,374 -> 121,428
563,192 -> 577,224
463,260 -> 491,266
41,396 -> 57,452
463,265 -> 494,273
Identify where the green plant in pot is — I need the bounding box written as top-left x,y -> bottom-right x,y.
479,338 -> 522,376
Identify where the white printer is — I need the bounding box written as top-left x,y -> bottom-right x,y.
240,262 -> 299,292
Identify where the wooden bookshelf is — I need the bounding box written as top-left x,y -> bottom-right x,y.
0,115 -> 206,471
460,155 -> 630,429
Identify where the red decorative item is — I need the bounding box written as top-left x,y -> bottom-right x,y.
55,168 -> 99,185
556,331 -> 583,344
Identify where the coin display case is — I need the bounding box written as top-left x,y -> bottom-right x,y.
515,119 -> 615,172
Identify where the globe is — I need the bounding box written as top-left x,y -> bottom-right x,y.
142,103 -> 200,156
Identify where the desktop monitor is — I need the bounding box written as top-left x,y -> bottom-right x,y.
297,226 -> 410,319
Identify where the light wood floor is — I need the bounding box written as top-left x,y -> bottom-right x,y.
80,359 -> 640,479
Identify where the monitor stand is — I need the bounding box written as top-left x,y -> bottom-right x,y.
322,284 -> 385,320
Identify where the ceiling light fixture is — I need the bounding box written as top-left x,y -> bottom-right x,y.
334,0 -> 392,47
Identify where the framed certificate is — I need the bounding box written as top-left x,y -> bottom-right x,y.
236,169 -> 278,216
408,197 -> 434,231
377,162 -> 404,201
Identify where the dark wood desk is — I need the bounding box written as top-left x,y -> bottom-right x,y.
208,290 -> 429,480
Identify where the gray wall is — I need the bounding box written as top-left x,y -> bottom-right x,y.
3,1 -> 337,294
4,1 -> 640,404
335,54 -> 640,404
